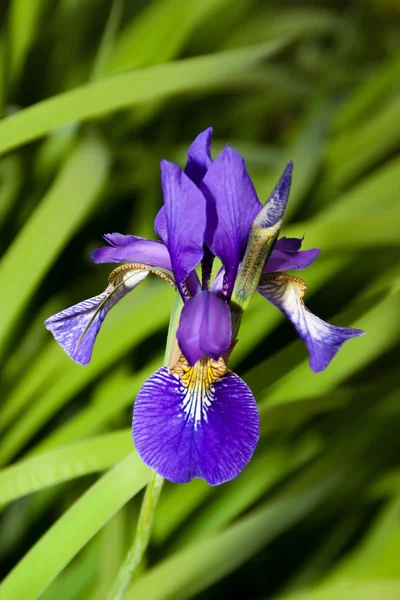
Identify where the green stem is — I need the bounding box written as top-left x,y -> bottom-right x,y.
107,472 -> 164,600
107,292 -> 183,600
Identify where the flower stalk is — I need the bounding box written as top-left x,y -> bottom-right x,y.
107,471 -> 164,600
107,295 -> 182,599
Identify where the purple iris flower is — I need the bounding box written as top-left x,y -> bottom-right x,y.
45,128 -> 364,486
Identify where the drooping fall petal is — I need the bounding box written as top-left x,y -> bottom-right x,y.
257,273 -> 365,372
45,266 -> 151,365
132,356 -> 259,485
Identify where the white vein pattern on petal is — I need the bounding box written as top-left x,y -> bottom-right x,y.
45,267 -> 150,363
258,273 -> 364,371
259,275 -> 348,345
171,355 -> 226,430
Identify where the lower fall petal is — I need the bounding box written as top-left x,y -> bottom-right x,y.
176,291 -> 232,366
45,265 -> 160,364
258,273 -> 365,372
132,356 -> 260,485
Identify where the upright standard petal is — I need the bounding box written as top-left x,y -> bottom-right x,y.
258,273 -> 365,372
91,234 -> 172,271
265,237 -> 320,272
202,146 -> 262,294
154,128 -> 213,240
161,160 -> 206,295
184,127 -> 213,186
132,355 -> 260,485
45,264 -> 174,365
176,291 -> 232,366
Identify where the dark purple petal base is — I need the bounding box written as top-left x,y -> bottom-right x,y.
132,356 -> 260,485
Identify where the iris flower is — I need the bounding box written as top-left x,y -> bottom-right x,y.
45,128 -> 364,485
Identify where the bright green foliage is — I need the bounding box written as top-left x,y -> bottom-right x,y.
0,0 -> 399,598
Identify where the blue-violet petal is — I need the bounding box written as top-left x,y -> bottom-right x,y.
154,127 -> 213,240
160,160 -> 206,295
202,145 -> 262,294
91,235 -> 172,271
132,356 -> 260,485
257,273 -> 365,372
45,267 -> 149,365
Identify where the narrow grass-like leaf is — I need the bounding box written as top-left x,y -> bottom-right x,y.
327,496 -> 400,582
0,155 -> 21,226
90,0 -> 124,82
40,542 -> 99,600
0,452 -> 150,600
326,94 -> 400,188
108,0 -> 231,73
284,211 -> 400,249
33,357 -> 162,454
126,474 -> 339,600
0,430 -> 132,507
258,102 -> 331,219
9,0 -> 52,83
223,7 -> 352,51
0,33 -> 6,119
0,40 -> 287,157
0,135 -> 110,354
280,580 -> 400,600
333,52 -> 400,132
153,479 -> 212,545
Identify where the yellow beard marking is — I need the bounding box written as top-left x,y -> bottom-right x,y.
171,355 -> 227,428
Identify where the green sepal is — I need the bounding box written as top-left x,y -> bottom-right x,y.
230,219 -> 281,318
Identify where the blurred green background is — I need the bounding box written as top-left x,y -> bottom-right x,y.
0,0 -> 400,598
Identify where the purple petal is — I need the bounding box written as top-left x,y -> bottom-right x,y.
257,274 -> 365,372
274,236 -> 303,253
184,127 -> 213,186
155,128 -> 213,241
265,240 -> 320,272
45,267 -> 149,365
154,208 -> 167,244
132,356 -> 260,485
177,291 -> 231,366
91,235 -> 172,271
202,146 -> 262,295
102,233 -> 137,246
160,160 -> 206,295
255,162 -> 293,229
